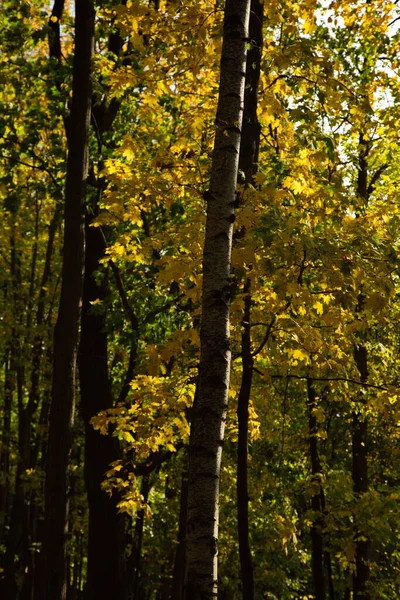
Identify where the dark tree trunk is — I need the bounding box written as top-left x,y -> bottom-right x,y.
2,359 -> 29,600
352,344 -> 370,600
35,0 -> 94,597
0,346 -> 14,545
238,0 -> 263,183
185,1 -> 250,596
171,461 -> 189,600
132,475 -> 151,599
1,224 -> 29,599
23,205 -> 62,600
237,283 -> 254,600
351,138 -> 371,600
78,213 -> 127,599
31,348 -> 53,471
76,5 -> 131,596
306,378 -> 325,600
325,550 -> 335,600
236,3 -> 263,598
28,205 -> 61,426
2,417 -> 27,600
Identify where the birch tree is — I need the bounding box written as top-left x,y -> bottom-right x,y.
185,1 -> 251,597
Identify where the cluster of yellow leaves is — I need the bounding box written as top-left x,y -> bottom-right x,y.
88,7 -> 400,585
92,371 -> 194,458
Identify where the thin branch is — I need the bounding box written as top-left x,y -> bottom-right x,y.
251,316 -> 276,358
251,301 -> 291,358
270,374 -> 389,391
131,442 -> 184,476
109,260 -> 139,331
367,163 -> 388,197
107,260 -> 140,404
389,14 -> 400,27
118,340 -> 138,405
280,371 -> 290,461
0,154 -> 62,191
297,247 -> 307,285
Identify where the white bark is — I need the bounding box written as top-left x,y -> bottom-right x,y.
185,1 -> 251,597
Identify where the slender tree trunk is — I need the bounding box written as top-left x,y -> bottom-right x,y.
237,282 -> 254,600
306,378 -> 325,600
23,205 -> 62,600
78,213 -> 127,600
185,1 -> 250,597
29,347 -> 54,591
171,461 -> 189,600
0,346 -> 14,544
7,367 -> 33,600
132,475 -> 151,599
2,360 -> 29,600
28,204 -> 61,427
236,3 -> 262,597
31,348 -> 53,471
2,224 -> 29,599
325,551 -> 335,600
352,344 -> 370,600
238,0 -> 262,183
351,136 -> 371,600
75,6 -> 132,595
35,0 -> 94,597
30,206 -> 60,474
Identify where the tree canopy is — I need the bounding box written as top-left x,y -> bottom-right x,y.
1,0 -> 400,598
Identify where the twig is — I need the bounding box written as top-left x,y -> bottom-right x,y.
270,373 -> 389,391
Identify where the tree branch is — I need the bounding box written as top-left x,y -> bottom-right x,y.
270,373 -> 389,391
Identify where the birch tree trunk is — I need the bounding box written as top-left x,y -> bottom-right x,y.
35,0 -> 94,597
185,1 -> 250,597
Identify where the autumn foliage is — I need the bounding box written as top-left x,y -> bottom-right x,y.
1,0 -> 400,598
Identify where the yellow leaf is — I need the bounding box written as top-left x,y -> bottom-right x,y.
313,301 -> 324,315
292,348 -> 308,361
90,298 -> 102,306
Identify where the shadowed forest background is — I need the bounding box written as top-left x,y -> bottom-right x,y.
1,0 -> 400,598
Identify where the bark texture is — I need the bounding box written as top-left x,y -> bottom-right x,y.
236,3 -> 263,598
238,0 -> 262,183
35,0 -> 94,597
78,214 -> 127,599
77,4 -> 129,596
185,1 -> 250,597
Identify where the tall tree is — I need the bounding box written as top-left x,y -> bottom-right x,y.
236,2 -> 263,599
35,0 -> 94,597
78,215 -> 127,599
352,139 -> 372,598
352,343 -> 370,600
77,5 -> 129,595
185,0 -> 251,597
306,378 -> 326,600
